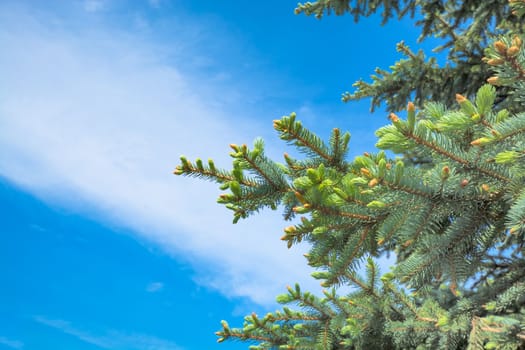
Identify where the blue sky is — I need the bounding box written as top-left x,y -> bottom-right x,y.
0,1 -> 427,349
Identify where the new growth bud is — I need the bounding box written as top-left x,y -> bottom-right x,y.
360,168 -> 371,177
368,178 -> 379,188
507,46 -> 520,57
407,101 -> 416,132
294,191 -> 307,204
494,41 -> 508,55
284,225 -> 297,234
367,200 -> 386,209
455,94 -> 467,104
389,113 -> 400,123
487,58 -> 505,66
470,137 -> 491,146
487,76 -> 500,86
441,166 -> 450,180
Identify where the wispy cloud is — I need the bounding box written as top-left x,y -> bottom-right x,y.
34,317 -> 109,348
146,282 -> 164,293
34,316 -> 182,350
0,2 -> 319,305
0,336 -> 23,349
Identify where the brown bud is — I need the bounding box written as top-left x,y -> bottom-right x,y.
460,179 -> 469,187
487,76 -> 500,86
385,163 -> 392,170
507,45 -> 520,57
407,101 -> 415,112
368,178 -> 379,188
471,137 -> 490,147
360,168 -> 371,177
389,113 -> 400,123
442,166 -> 450,174
487,58 -> 505,66
481,184 -> 490,192
455,94 -> 467,103
494,41 -> 508,55
294,191 -> 307,204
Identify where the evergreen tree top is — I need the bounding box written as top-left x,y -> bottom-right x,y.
297,0 -> 524,112
174,1 -> 525,348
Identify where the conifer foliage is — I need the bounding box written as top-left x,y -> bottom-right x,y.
297,0 -> 524,112
174,1 -> 525,349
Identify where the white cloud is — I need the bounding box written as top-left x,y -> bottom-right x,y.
34,316 -> 182,350
146,282 -> 164,293
0,336 -> 23,349
0,3 -> 319,306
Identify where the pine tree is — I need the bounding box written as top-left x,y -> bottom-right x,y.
296,0 -> 524,113
174,1 -> 525,349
